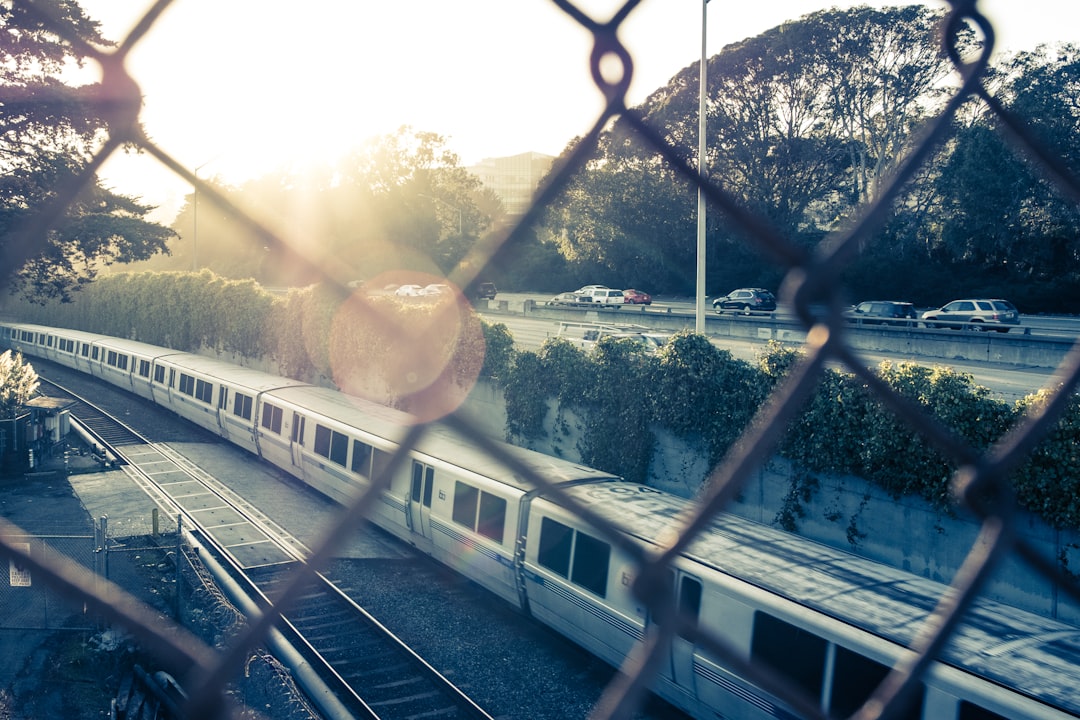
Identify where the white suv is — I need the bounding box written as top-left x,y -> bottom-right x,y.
575,287 -> 626,307
920,299 -> 1020,332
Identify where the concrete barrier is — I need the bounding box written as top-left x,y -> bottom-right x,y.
504,303 -> 1074,369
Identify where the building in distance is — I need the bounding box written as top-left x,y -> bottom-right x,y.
467,151 -> 554,217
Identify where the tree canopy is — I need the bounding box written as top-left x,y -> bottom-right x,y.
0,350 -> 38,418
0,0 -> 175,302
144,127 -> 503,290
539,6 -> 1080,311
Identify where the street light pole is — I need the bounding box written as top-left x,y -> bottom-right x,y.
695,0 -> 710,334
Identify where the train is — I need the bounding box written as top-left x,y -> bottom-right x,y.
3,320 -> 1079,720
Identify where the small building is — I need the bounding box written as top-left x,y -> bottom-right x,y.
0,397 -> 74,476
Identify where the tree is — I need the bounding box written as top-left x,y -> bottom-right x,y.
156,126 -> 497,287
0,0 -> 175,301
931,44 -> 1080,297
0,350 -> 39,418
542,6 -> 960,295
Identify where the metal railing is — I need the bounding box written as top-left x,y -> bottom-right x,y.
3,1 -> 1080,718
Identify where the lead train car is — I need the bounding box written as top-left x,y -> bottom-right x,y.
3,322 -> 1079,720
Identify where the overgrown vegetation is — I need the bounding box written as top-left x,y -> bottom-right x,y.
7,271 -> 1080,530
504,335 -> 1079,531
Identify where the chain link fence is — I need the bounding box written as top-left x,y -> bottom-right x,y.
0,527 -> 96,631
2,0 -> 1080,718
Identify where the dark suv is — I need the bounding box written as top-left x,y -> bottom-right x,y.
713,288 -> 777,313
845,301 -> 917,325
473,282 -> 497,300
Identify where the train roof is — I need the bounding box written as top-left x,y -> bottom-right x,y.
5,323 -> 182,359
562,482 -> 1080,716
155,352 -> 310,393
264,384 -> 619,492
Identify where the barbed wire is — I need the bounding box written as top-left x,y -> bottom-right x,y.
2,0 -> 1080,718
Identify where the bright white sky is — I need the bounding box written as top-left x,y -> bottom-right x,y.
74,0 -> 1079,222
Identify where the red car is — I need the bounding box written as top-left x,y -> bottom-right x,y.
623,288 -> 652,305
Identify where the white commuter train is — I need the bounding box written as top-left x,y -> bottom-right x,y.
3,321 -> 1079,720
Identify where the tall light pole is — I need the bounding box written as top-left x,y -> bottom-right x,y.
695,0 -> 710,334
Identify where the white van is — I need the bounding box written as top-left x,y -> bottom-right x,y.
576,287 -> 626,306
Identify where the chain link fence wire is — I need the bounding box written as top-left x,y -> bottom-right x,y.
2,0 -> 1080,718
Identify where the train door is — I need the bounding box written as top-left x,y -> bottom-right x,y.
653,570 -> 701,692
290,412 -> 306,467
408,461 -> 436,550
216,385 -> 229,438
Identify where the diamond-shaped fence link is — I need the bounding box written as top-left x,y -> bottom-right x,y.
2,1 -> 1080,718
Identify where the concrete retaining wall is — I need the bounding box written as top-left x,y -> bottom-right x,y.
464,378 -> 1080,625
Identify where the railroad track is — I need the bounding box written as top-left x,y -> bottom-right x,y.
36,373 -> 495,720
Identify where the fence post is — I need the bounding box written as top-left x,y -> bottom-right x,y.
175,514 -> 182,621
99,515 -> 109,581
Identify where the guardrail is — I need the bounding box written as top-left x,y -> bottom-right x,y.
504,300 -> 1074,369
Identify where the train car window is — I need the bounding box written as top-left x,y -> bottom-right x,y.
92,346 -> 99,360
351,440 -> 371,475
314,425 -> 331,457
261,403 -> 283,434
313,424 -> 348,466
423,466 -> 434,507
751,612 -> 827,701
830,645 -> 922,719
291,414 -> 305,444
679,575 -> 702,639
450,482 -> 505,543
570,531 -> 610,598
117,354 -> 129,370
138,359 -> 151,378
179,373 -> 196,396
107,350 -> 118,366
217,386 -> 228,410
233,393 -> 252,420
80,343 -> 89,357
330,430 -> 348,466
958,702 -> 1007,720
46,335 -> 53,347
410,462 -> 423,500
477,492 -> 506,543
168,368 -> 175,387
538,517 -> 573,578
372,448 -> 393,481
411,462 -> 424,502
453,482 -> 479,528
153,365 -> 166,384
195,379 -> 213,403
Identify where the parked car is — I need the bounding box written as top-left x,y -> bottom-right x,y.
547,292 -> 582,306
845,301 -> 917,325
713,288 -> 777,313
920,299 -> 1020,332
575,285 -> 609,294
623,288 -> 652,305
420,283 -> 452,296
576,287 -> 625,307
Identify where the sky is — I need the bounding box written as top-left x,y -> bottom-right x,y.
71,0 -> 1080,223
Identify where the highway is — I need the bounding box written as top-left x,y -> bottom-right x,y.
480,293 -> 1077,403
